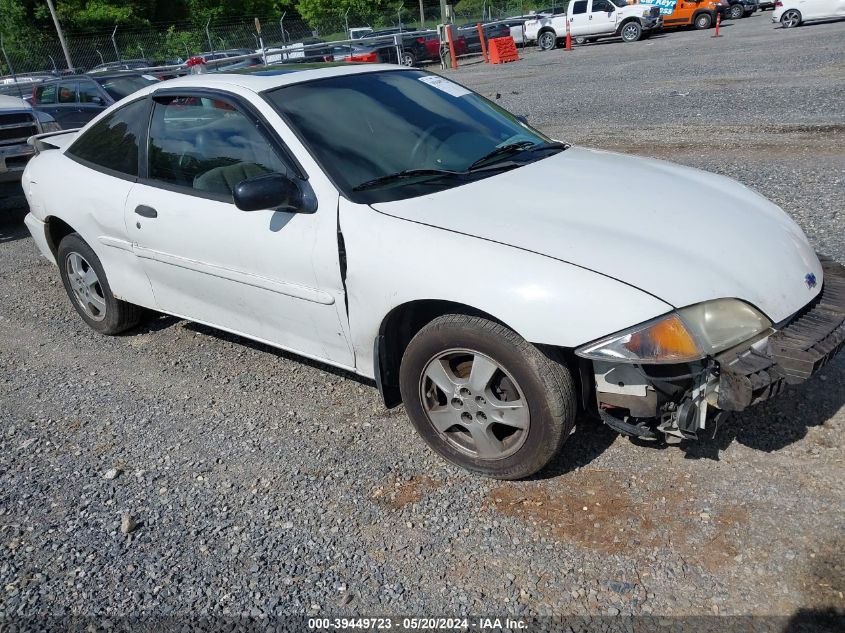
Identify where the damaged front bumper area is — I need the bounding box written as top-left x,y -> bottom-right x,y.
588,257 -> 845,443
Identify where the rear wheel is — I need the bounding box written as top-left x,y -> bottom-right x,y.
728,3 -> 744,19
399,314 -> 577,480
694,12 -> 713,29
780,9 -> 801,27
574,36 -> 587,44
57,233 -> 143,335
537,30 -> 557,51
620,21 -> 643,42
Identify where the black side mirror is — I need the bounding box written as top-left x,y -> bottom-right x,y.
233,173 -> 317,214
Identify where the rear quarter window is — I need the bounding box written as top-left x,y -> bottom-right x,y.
66,98 -> 151,179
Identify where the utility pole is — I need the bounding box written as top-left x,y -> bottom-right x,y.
46,0 -> 74,70
419,0 -> 425,28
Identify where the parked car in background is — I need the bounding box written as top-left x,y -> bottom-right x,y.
265,39 -> 336,65
87,59 -> 159,73
31,72 -> 158,129
21,65 -> 845,479
0,94 -> 59,184
724,0 -> 759,18
773,0 -> 845,26
192,49 -> 263,72
527,0 -> 662,47
457,22 -> 513,53
639,0 -> 726,29
416,32 -> 469,63
758,0 -> 776,9
348,27 -> 374,39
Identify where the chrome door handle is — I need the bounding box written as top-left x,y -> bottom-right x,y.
135,205 -> 158,218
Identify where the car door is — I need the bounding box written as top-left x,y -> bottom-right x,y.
76,79 -> 111,125
32,83 -> 64,126
124,90 -> 354,368
569,0 -> 592,35
587,0 -> 619,34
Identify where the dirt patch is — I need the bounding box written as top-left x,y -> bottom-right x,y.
488,469 -> 748,570
372,475 -> 442,510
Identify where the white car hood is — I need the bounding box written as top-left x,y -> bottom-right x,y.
371,147 -> 822,323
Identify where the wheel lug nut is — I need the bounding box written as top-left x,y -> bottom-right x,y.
460,412 -> 473,423
450,397 -> 463,409
476,412 -> 487,423
459,387 -> 471,397
475,396 -> 486,406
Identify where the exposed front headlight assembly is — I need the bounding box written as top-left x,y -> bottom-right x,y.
40,121 -> 63,133
575,299 -> 772,364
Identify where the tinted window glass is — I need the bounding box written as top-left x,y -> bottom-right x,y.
572,1 -> 588,14
34,84 -> 57,105
58,83 -> 76,103
95,75 -> 157,100
592,0 -> 613,10
147,96 -> 289,198
266,70 -> 555,203
67,98 -> 149,177
78,81 -> 105,105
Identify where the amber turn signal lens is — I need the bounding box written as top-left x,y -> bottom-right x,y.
625,315 -> 700,361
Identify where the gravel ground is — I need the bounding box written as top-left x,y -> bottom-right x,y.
1,13 -> 844,629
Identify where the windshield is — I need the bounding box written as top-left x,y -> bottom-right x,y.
95,75 -> 157,100
265,70 -> 561,203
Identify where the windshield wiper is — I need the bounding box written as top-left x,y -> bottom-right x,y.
352,168 -> 465,192
468,141 -> 570,171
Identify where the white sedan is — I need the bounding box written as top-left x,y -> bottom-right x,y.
773,0 -> 845,26
22,65 -> 845,479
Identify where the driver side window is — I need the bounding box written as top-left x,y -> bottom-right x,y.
591,0 -> 615,11
147,95 -> 291,200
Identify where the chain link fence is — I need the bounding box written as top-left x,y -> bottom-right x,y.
1,2 -> 563,77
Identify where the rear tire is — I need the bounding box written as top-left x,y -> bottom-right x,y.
694,12 -> 713,29
780,9 -> 801,27
728,4 -> 744,19
399,314 -> 577,480
620,21 -> 643,42
574,36 -> 587,45
57,233 -> 143,335
537,30 -> 557,51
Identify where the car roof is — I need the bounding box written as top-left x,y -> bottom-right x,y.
146,64 -> 410,94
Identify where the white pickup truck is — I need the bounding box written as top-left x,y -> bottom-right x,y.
0,94 -> 60,185
525,0 -> 663,48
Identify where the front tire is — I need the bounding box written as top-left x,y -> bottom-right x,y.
537,31 -> 557,51
728,4 -> 744,19
57,233 -> 143,335
399,314 -> 577,480
780,9 -> 801,27
620,21 -> 643,42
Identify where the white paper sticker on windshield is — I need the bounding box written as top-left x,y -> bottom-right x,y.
418,75 -> 471,98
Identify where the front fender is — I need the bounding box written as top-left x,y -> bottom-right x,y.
340,199 -> 672,379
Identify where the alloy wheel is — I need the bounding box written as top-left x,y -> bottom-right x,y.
781,10 -> 801,27
65,252 -> 107,321
538,32 -> 555,50
729,4 -> 744,18
622,23 -> 641,42
419,349 -> 530,460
